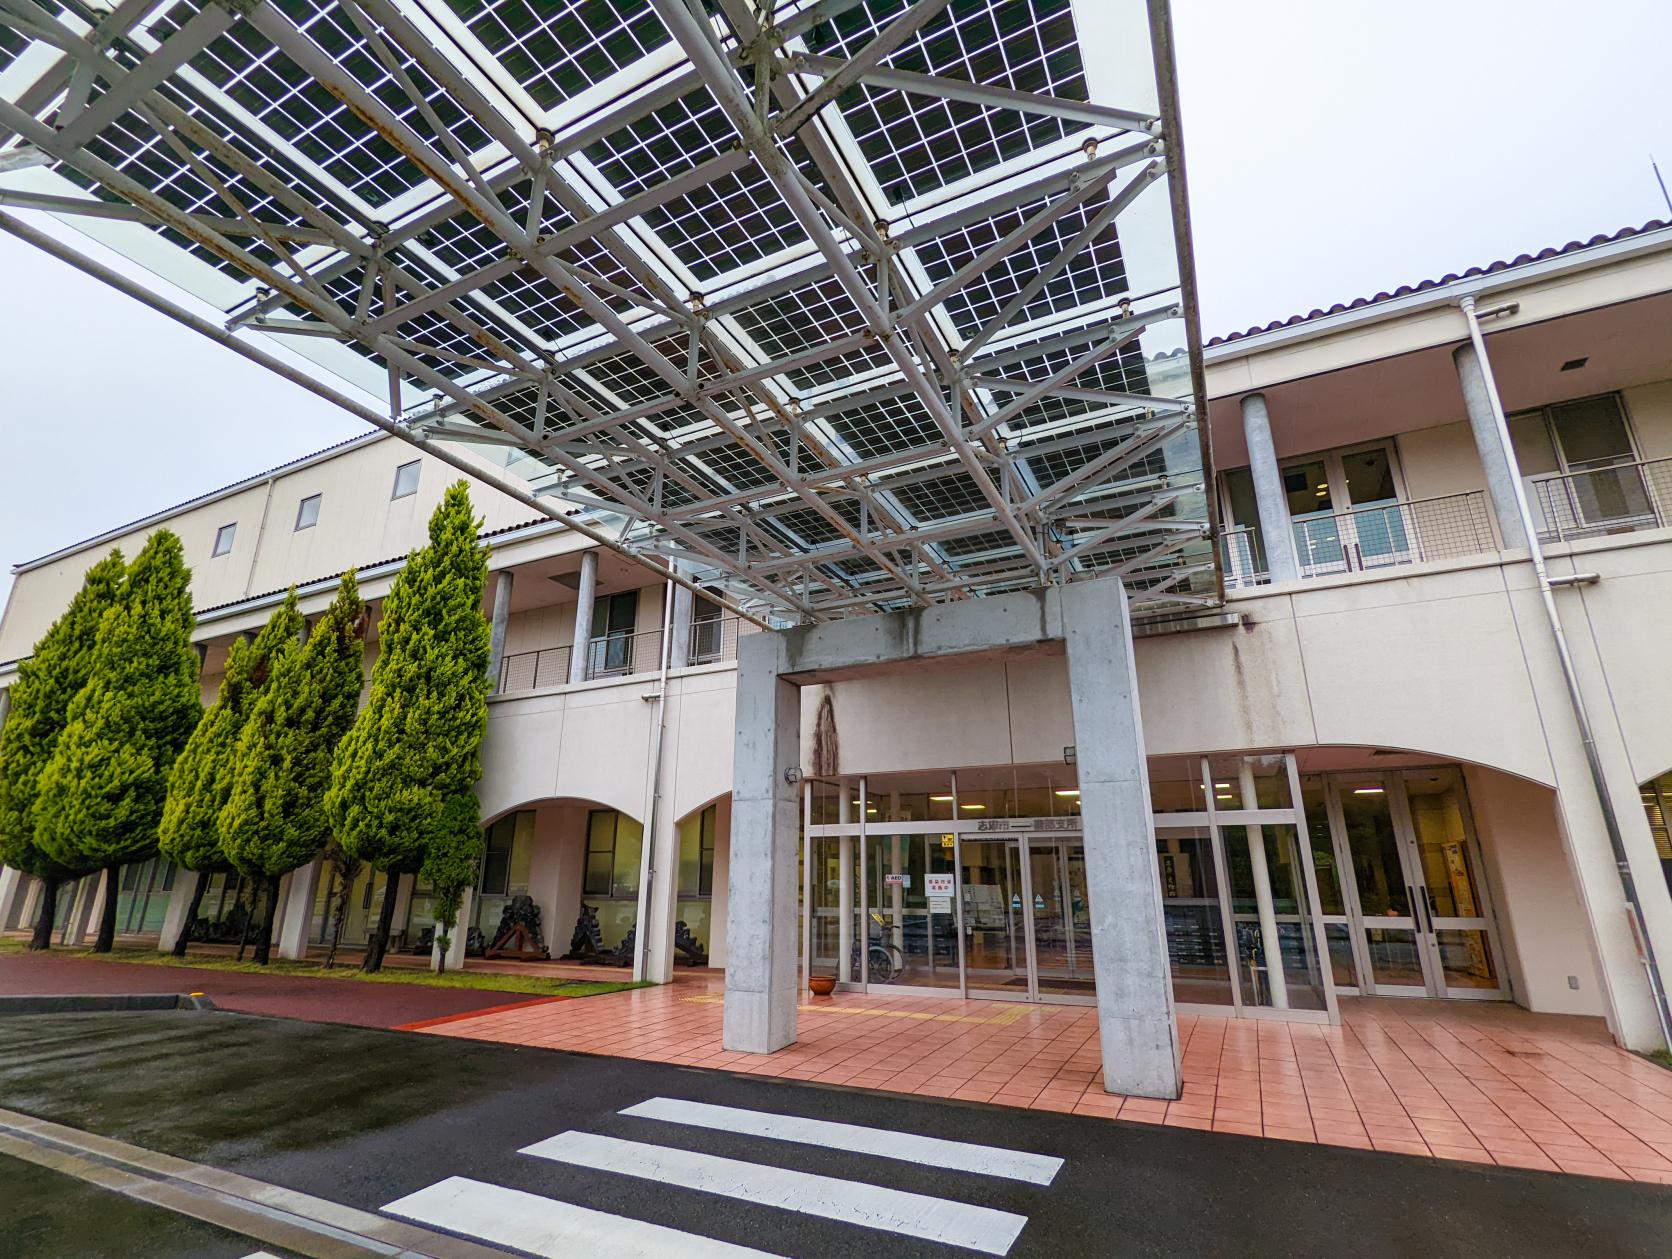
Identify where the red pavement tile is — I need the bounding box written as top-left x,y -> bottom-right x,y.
411,973 -> 1672,1180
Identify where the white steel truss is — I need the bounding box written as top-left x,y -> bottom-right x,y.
0,0 -> 1218,620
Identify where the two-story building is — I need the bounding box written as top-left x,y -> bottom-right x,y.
4,219 -> 1671,1064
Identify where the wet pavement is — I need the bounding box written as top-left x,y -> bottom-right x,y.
1,1008 -> 1668,1257
0,949 -> 555,1028
6,1153 -> 254,1258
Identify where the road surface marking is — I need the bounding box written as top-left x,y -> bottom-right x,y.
621,1097 -> 1062,1184
520,1130 -> 1029,1255
384,1176 -> 783,1259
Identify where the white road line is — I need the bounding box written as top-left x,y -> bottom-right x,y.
521,1130 -> 1030,1256
621,1096 -> 1063,1185
383,1176 -> 784,1259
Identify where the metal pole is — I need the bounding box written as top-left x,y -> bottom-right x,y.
0,211 -> 769,630
633,560 -> 678,983
1459,294 -> 1672,1049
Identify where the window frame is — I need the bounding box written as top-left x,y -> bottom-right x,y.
294,493 -> 322,531
391,460 -> 421,500
211,522 -> 237,557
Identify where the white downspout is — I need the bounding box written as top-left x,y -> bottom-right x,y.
1460,294 -> 1672,1049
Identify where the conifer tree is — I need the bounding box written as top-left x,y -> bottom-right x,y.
329,483 -> 490,972
158,593 -> 303,957
35,531 -> 199,952
0,552 -> 125,949
223,576 -> 365,965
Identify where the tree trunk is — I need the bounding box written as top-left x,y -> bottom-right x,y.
362,869 -> 401,974
324,863 -> 347,969
253,874 -> 281,966
172,870 -> 209,958
28,874 -> 60,950
235,879 -> 256,961
91,866 -> 119,953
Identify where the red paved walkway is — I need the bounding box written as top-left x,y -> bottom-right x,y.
423,975 -> 1672,1184
0,950 -> 558,1029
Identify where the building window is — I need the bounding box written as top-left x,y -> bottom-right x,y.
391,460 -> 420,500
294,493 -> 321,531
212,523 -> 236,557
679,804 -> 717,897
583,809 -> 642,899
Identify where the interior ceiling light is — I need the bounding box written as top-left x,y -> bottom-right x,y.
960,803 -> 987,811
929,794 -> 955,803
0,0 -> 1208,622
1054,789 -> 1080,797
1353,786 -> 1385,795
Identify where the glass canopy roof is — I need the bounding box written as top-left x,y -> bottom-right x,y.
0,0 -> 1217,621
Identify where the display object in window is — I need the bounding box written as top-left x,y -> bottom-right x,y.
483,894 -> 550,960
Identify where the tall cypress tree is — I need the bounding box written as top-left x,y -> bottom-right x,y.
35,531 -> 199,953
0,552 -> 125,949
222,575 -> 365,965
329,483 -> 490,973
158,593 -> 303,957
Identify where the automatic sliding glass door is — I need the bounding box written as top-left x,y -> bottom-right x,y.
1324,770 -> 1508,1000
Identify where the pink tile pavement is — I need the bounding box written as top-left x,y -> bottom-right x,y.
419,976 -> 1672,1181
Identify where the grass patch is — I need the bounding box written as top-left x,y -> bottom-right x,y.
1645,1048 -> 1672,1072
0,940 -> 642,999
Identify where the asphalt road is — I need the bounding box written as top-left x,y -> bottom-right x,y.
2,1009 -> 1669,1258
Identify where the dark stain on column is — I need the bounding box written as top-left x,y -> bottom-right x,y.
810,688 -> 839,777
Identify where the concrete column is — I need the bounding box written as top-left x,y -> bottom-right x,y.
277,858 -> 322,961
568,551 -> 599,685
1060,577 -> 1181,1100
668,570 -> 694,671
157,871 -> 198,954
65,872 -> 102,946
19,875 -> 42,933
636,800 -> 682,984
486,569 -> 515,692
837,790 -> 854,982
1453,343 -> 1531,550
431,886 -> 471,972
1239,764 -> 1289,1009
1240,393 -> 1302,583
0,866 -> 24,930
723,630 -> 800,1053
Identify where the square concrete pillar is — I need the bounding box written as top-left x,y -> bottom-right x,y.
723,631 -> 801,1053
1060,579 -> 1181,1100
157,870 -> 199,954
278,859 -> 322,961
431,886 -> 471,972
0,866 -> 25,930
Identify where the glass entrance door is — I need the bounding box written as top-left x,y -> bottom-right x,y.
1325,770 -> 1507,999
958,835 -> 1093,1002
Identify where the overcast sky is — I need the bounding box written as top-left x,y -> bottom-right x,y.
2,0 -> 1669,616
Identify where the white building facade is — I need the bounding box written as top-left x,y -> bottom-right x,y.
5,222 -> 1672,1072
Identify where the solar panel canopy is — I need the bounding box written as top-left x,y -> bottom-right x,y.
0,0 -> 1214,622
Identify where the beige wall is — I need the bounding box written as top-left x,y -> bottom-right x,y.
1466,767 -> 1604,1017
0,435 -> 538,663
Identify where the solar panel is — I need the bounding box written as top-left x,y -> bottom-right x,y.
0,0 -> 1216,621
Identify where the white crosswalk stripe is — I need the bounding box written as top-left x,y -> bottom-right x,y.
621,1096 -> 1064,1185
381,1094 -> 1056,1256
521,1129 -> 1030,1256
383,1175 -> 785,1259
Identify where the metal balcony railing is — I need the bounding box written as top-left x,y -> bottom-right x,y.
1221,491 -> 1497,590
496,614 -> 758,695
1528,457 -> 1672,542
